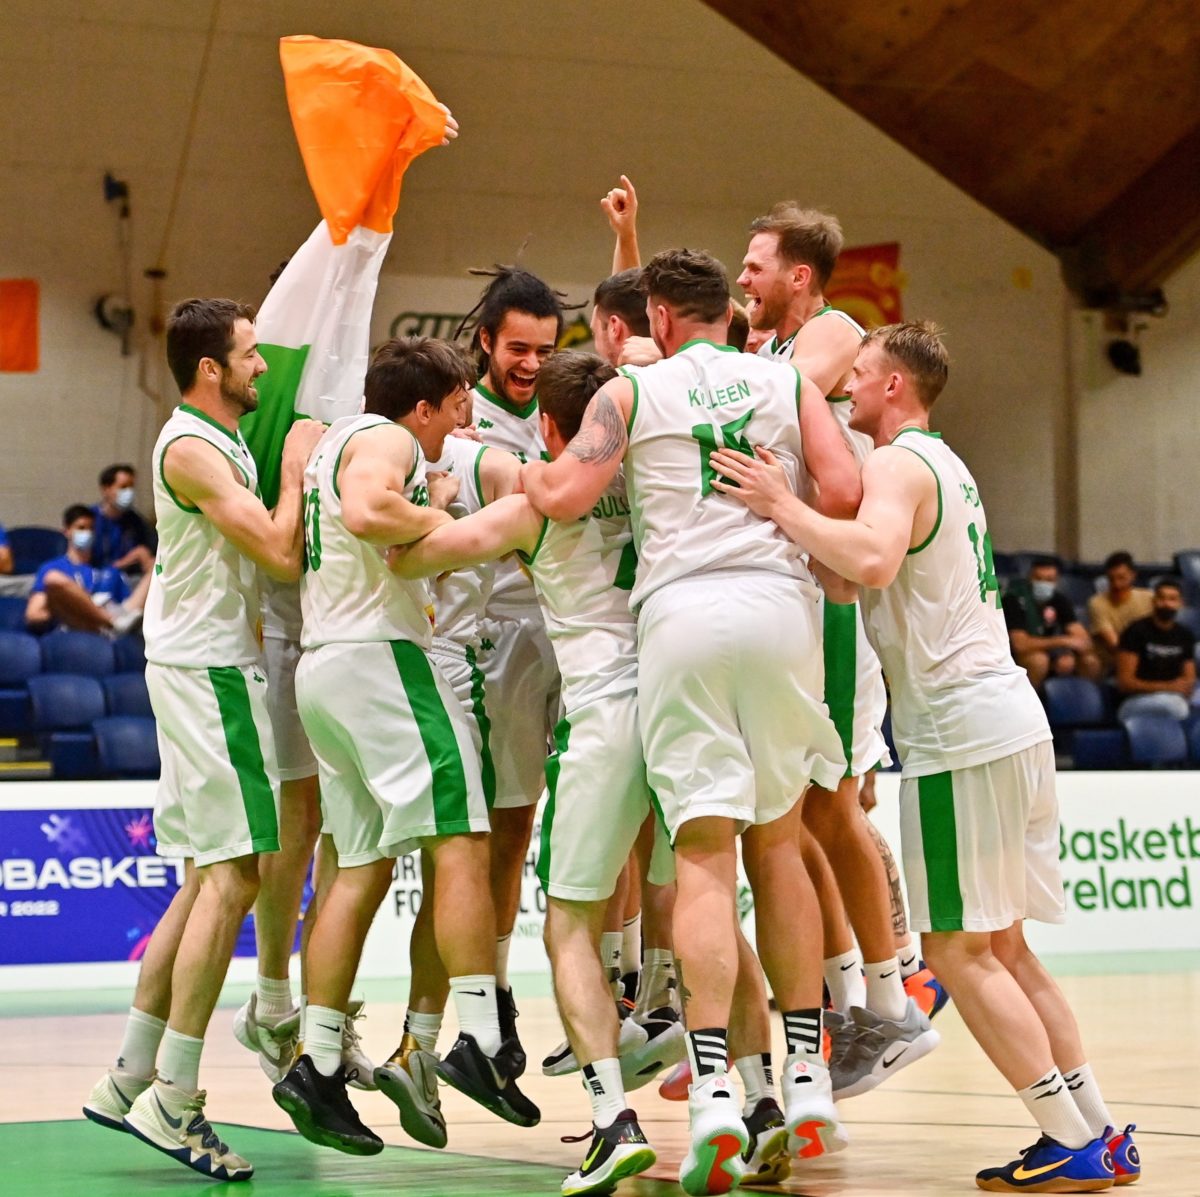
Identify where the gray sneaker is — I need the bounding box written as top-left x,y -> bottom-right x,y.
830,999 -> 940,1101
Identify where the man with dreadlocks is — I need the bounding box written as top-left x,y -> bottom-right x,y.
462,267 -> 565,1070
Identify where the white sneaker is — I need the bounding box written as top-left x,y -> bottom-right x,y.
83,1067 -> 154,1132
830,998 -> 940,1101
679,1074 -> 749,1195
343,1000 -> 378,1091
233,994 -> 299,1083
620,1006 -> 687,1090
374,1033 -> 447,1149
123,1079 -> 253,1182
781,1056 -> 848,1161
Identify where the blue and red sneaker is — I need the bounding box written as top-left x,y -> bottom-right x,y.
1104,1125 -> 1140,1186
904,965 -> 950,1018
975,1134 -> 1114,1192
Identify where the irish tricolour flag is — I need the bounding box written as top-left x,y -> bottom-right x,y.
242,35 -> 448,504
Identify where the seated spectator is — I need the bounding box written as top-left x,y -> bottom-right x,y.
1088,550 -> 1153,672
25,504 -> 149,635
1115,577 -> 1196,721
92,463 -> 156,574
1003,556 -> 1100,688
0,523 -> 11,575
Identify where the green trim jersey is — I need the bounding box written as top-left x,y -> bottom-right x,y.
427,436 -> 493,653
472,380 -> 545,616
300,414 -> 435,650
145,405 -> 263,668
521,473 -> 638,711
859,429 -> 1050,776
623,339 -> 813,610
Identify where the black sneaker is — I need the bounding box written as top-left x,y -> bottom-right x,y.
271,1055 -> 383,1155
436,1033 -> 541,1127
497,987 -> 527,1076
561,1109 -> 656,1196
741,1096 -> 790,1186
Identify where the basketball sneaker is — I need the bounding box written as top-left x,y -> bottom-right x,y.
1104,1124 -> 1140,1186
780,1056 -> 848,1160
679,1074 -> 749,1195
436,1032 -> 541,1127
739,1096 -> 790,1187
903,965 -> 950,1018
975,1134 -> 1115,1192
622,1005 -> 688,1090
659,1059 -> 692,1101
271,1055 -> 383,1155
830,999 -> 940,1100
342,1000 -> 378,1091
560,1109 -> 656,1196
374,1033 -> 447,1149
233,994 -> 299,1083
123,1079 -> 253,1181
497,988 -> 527,1078
83,1067 -> 154,1133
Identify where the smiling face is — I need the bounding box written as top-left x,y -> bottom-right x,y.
736,232 -> 806,332
844,341 -> 897,436
480,310 -> 559,406
420,386 -> 468,460
217,318 -> 267,414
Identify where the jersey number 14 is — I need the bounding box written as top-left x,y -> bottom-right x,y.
967,522 -> 1000,607
691,409 -> 755,496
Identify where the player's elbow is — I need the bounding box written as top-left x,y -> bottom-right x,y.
537,489 -> 590,522
858,552 -> 899,589
262,553 -> 301,584
823,473 -> 863,519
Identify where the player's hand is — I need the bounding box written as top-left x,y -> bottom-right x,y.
600,174 -> 638,236
618,336 -> 662,367
450,424 -> 483,442
281,419 -> 326,474
858,772 -> 878,813
427,470 -> 460,511
439,104 -> 459,145
708,445 -> 789,516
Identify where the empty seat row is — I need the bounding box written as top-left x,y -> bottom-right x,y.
42,715 -> 159,780
0,657 -> 151,736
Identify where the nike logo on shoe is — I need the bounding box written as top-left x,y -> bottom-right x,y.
1012,1156 -> 1073,1181
154,1093 -> 184,1129
881,1047 -> 909,1069
110,1079 -> 133,1108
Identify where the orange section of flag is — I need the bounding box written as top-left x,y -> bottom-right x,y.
826,243 -> 904,329
0,279 -> 39,372
279,35 -> 448,245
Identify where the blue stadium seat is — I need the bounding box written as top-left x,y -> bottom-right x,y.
40,631 -> 115,678
0,630 -> 41,735
1056,573 -> 1095,614
0,595 -> 27,631
1071,728 -> 1130,769
8,526 -> 66,575
1043,677 -> 1106,728
113,634 -> 147,673
1172,550 -> 1200,603
102,672 -> 153,717
93,716 -> 160,779
27,673 -> 104,779
1123,713 -> 1188,766
1188,716 -> 1200,765
1176,607 -> 1200,639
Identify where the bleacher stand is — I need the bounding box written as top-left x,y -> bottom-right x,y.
0,631 -> 40,735
7,526 -> 66,576
93,716 -> 160,779
40,631 -> 116,679
27,673 -> 105,778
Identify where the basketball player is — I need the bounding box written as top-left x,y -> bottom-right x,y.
522,249 -> 857,1195
708,321 -> 1137,1192
83,298 -> 323,1181
271,338 -> 538,1155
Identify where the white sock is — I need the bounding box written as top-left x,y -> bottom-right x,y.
734,1052 -> 775,1115
637,948 -> 676,1014
256,973 -> 294,1019
621,913 -> 642,977
823,949 -> 866,1012
896,936 -> 920,979
1063,1063 -> 1115,1139
404,1008 -> 444,1053
116,1007 -> 165,1079
863,957 -> 908,1021
600,931 -> 623,1000
298,995 -> 308,1042
450,975 -> 501,1056
306,1004 -> 345,1077
582,1058 -> 627,1129
157,1029 -> 204,1093
1019,1068 -> 1093,1149
495,934 -> 512,991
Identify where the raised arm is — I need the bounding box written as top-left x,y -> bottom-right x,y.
601,175 -> 641,273
390,494 -> 543,579
796,373 -> 862,517
520,377 -> 633,521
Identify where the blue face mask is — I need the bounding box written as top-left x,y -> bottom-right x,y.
115,486 -> 135,509
71,528 -> 94,552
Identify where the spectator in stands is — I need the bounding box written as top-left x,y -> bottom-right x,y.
1003,556 -> 1100,688
1088,550 -> 1153,672
0,523 -> 11,575
92,463 -> 156,574
1115,577 -> 1196,721
25,504 -> 149,635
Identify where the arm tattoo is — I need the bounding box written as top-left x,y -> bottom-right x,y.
566,392 -> 627,464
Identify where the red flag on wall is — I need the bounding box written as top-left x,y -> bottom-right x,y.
826,244 -> 903,329
0,279 -> 39,372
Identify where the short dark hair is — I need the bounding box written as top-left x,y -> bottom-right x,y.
728,302 -> 750,351
365,337 -> 476,422
1103,550 -> 1135,572
62,504 -> 93,528
593,269 -> 650,336
1154,576 -> 1184,599
461,266 -> 565,374
536,351 -> 617,443
99,463 -> 135,488
861,320 -> 949,408
748,203 -> 844,289
1030,555 -> 1059,573
165,298 -> 256,395
641,248 -> 731,324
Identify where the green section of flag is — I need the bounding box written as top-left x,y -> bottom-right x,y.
240,342 -> 310,508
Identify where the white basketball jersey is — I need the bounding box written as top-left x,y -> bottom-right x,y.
522,474 -> 638,710
300,414 -> 435,650
623,339 -> 813,610
145,405 -> 263,668
427,436 -> 493,652
859,430 -> 1050,776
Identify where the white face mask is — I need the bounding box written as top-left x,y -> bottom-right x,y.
70,528 -> 94,552
1031,580 -> 1056,602
115,486 -> 135,509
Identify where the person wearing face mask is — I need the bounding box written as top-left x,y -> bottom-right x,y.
92,462 -> 157,575
1002,557 -> 1100,689
24,503 -> 150,634
1115,578 -> 1197,721
1087,550 -> 1154,673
